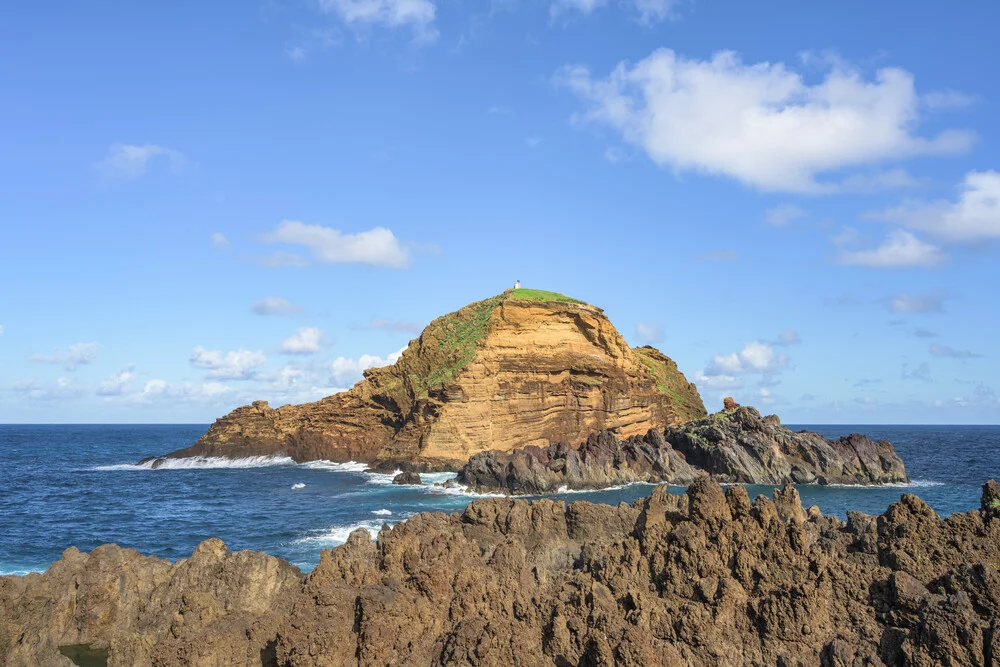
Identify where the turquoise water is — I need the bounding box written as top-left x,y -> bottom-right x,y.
1,424 -> 997,575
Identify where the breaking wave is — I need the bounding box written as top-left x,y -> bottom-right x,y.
293,521 -> 393,546
300,460 -> 370,473
92,456 -> 297,471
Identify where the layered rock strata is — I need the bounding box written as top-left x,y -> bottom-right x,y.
4,482 -> 1000,666
159,290 -> 706,468
458,404 -> 908,494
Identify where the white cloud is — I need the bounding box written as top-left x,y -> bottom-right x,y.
211,232 -> 229,248
558,49 -> 973,193
356,317 -> 423,334
550,0 -> 680,24
329,347 -> 405,386
319,0 -> 438,42
692,370 -> 743,391
0,325 -> 4,335
922,90 -> 976,110
837,230 -> 945,268
902,362 -> 931,382
890,293 -> 945,313
838,168 -> 924,193
756,387 -> 775,405
281,327 -> 325,355
635,322 -> 662,344
97,366 -> 137,397
263,220 -> 410,269
874,171 -> 1000,242
772,330 -> 801,346
136,379 -> 233,404
706,340 -> 789,376
96,143 -> 183,179
189,347 -> 267,380
765,204 -> 806,226
253,296 -> 303,316
31,342 -> 100,371
929,344 -> 982,359
12,377 -> 83,402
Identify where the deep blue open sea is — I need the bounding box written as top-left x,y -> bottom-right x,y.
2,424 -> 998,576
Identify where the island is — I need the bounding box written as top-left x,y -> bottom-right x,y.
143,289 -> 908,489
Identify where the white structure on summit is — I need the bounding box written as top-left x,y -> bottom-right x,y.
514,280 -> 521,289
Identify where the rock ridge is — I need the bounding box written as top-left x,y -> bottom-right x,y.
457,403 -> 908,494
3,481 -> 999,666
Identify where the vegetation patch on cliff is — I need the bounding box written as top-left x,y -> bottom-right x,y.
634,345 -> 704,421
506,288 -> 582,304
418,293 -> 506,392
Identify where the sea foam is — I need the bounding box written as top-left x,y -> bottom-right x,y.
93,455 -> 297,471
293,521 -> 392,546
300,460 -> 370,473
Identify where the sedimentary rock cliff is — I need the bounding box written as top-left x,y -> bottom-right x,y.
457,403 -> 909,494
164,289 -> 706,467
5,481 -> 1000,666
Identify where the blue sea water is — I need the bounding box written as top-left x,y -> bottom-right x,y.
1,423 -> 998,576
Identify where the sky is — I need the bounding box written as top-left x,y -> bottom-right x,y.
1,0 -> 998,424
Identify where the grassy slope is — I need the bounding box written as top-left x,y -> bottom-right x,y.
506,288 -> 583,304
633,346 -> 707,421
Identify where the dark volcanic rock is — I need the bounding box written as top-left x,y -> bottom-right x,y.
391,471 -> 422,485
666,406 -> 908,485
457,427 -> 702,494
458,405 -> 908,494
3,482 -> 999,666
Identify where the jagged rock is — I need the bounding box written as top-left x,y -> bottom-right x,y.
391,471 -> 422,485
666,406 -> 908,485
3,482 -> 999,666
723,396 -> 740,411
982,479 -> 1000,521
157,290 -> 706,468
457,427 -> 702,494
457,405 -> 907,494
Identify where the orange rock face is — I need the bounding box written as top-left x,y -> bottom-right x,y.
167,292 -> 706,467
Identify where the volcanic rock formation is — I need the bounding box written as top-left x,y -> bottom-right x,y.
457,404 -> 908,494
160,290 -> 706,468
4,482 -> 1000,666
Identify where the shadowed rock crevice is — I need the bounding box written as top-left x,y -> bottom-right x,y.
4,481 -> 997,666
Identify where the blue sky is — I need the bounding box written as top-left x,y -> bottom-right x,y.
1,0 -> 998,424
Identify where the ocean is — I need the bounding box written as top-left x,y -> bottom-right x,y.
2,424 -> 997,576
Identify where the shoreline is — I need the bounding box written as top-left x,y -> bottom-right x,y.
4,480 -> 1000,665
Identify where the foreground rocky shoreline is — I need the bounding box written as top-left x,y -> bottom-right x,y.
4,480 -> 999,666
457,404 -> 908,494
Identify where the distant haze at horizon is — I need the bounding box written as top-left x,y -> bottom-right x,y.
1,1 -> 998,425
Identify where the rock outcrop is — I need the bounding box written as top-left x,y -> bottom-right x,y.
161,289 -> 706,468
666,405 -> 908,485
457,427 -> 703,494
4,482 -> 1000,666
391,471 -> 422,485
457,404 -> 908,494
